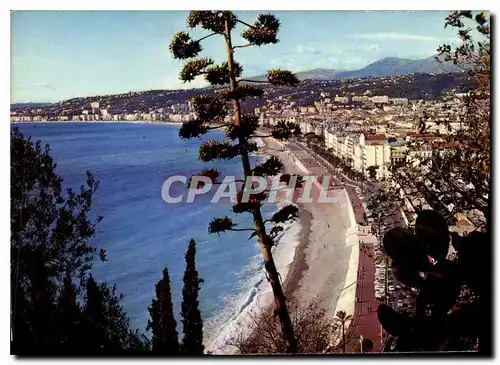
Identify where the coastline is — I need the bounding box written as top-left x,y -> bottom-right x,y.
17,120 -> 361,352
257,136 -> 359,344
11,120 -> 184,126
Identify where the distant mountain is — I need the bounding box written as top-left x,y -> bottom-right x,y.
247,68 -> 345,82
12,57 -> 466,108
294,68 -> 345,80
11,102 -> 53,109
249,56 -> 461,82
334,57 -> 461,80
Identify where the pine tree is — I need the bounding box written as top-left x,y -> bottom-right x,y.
170,11 -> 301,353
147,266 -> 180,354
180,239 -> 204,355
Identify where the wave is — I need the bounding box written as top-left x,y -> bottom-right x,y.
204,203 -> 302,354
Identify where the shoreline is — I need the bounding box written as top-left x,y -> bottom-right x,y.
281,207 -> 312,297
258,135 -> 359,344
18,121 -> 361,353
11,120 -> 184,126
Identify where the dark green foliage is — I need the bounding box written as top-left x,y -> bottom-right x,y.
225,115 -> 259,140
252,156 -> 284,177
379,210 -> 486,352
206,61 -> 243,85
55,272 -> 82,348
241,13 -> 280,46
83,275 -> 146,353
415,210 -> 450,262
181,240 -> 204,355
11,128 -> 104,282
232,188 -> 268,214
208,217 -> 236,234
170,32 -> 202,60
232,201 -> 261,214
179,58 -> 214,82
271,121 -> 301,140
191,95 -> 227,122
10,128 -> 145,354
223,84 -> 264,101
279,173 -> 304,188
189,169 -> 220,188
244,142 -> 259,155
188,10 -> 236,33
199,140 -> 239,162
179,119 -> 209,139
147,267 -> 180,355
267,69 -> 299,86
271,205 -> 299,224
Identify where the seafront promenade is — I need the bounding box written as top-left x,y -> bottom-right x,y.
283,140 -> 385,352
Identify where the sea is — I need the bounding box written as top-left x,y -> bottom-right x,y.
12,122 -> 301,354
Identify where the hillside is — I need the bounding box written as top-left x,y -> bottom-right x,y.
11,102 -> 53,110
11,71 -> 474,119
249,68 -> 345,82
334,57 -> 461,79
249,56 -> 460,82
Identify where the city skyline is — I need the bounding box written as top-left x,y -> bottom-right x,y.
11,10 -> 459,103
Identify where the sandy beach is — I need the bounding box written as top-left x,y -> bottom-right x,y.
259,136 -> 359,333
20,120 -> 361,352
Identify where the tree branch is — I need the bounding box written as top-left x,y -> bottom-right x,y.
207,123 -> 232,130
238,79 -> 270,84
233,43 -> 253,50
236,19 -> 257,29
197,32 -> 217,42
229,227 -> 256,232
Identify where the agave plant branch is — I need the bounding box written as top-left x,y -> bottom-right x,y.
223,14 -> 298,353
235,18 -> 257,29
228,227 -> 256,232
197,32 -> 217,42
232,43 -> 253,50
252,134 -> 274,138
237,79 -> 270,84
207,124 -> 232,130
171,11 -> 299,354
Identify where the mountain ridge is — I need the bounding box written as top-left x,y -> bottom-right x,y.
251,56 -> 461,81
12,56 -> 463,106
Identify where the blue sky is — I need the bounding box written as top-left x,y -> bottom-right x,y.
11,11 -> 459,103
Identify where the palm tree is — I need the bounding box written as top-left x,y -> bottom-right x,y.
335,310 -> 353,353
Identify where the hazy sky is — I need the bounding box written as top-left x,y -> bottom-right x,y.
11,11 -> 459,103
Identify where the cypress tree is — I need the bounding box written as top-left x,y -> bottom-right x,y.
180,239 -> 204,355
83,274 -> 107,352
147,266 -> 180,354
56,271 -> 82,348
